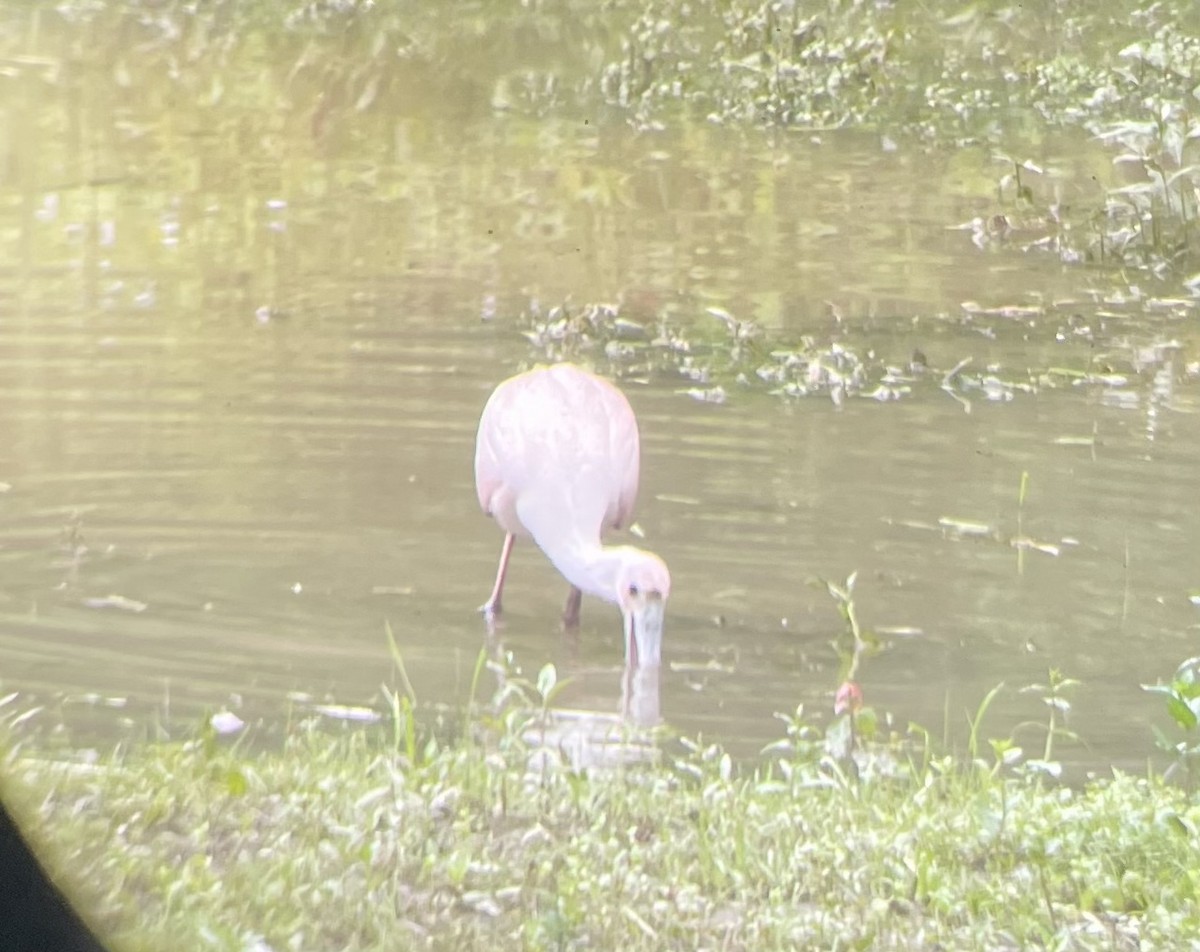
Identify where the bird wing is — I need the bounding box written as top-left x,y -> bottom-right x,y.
474,377 -> 524,519
607,390 -> 640,530
475,369 -> 584,536
475,365 -> 642,537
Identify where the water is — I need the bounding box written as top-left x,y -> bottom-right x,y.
0,11 -> 1198,773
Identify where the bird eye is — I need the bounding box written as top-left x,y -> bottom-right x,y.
628,584 -> 639,596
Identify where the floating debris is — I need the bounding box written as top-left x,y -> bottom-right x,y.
865,384 -> 908,401
312,704 -> 382,723
1053,435 -> 1096,446
371,586 -> 414,596
604,340 -> 637,361
682,386 -> 727,404
883,517 -> 943,534
938,517 -> 996,538
960,301 -> 1044,319
83,594 -> 148,613
1011,537 -> 1062,557
977,375 -> 1016,402
1144,298 -> 1194,312
875,626 -> 924,638
669,658 -> 736,675
655,494 -> 701,505
70,693 -> 128,708
706,306 -> 760,339
612,318 -> 647,338
1100,389 -> 1139,409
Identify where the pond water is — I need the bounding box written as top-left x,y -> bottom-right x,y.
0,10 -> 1198,774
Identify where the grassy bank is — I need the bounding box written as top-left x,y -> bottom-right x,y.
6,678 -> 1200,951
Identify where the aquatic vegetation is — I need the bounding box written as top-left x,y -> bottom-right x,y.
14,0 -> 1200,251
598,0 -> 1200,276
507,292 -> 1190,424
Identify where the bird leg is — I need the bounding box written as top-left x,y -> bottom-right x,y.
561,585 -> 582,629
479,533 -> 515,619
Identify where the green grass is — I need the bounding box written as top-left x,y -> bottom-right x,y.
6,685 -> 1200,951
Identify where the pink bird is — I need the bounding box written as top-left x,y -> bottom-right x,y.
475,363 -> 671,667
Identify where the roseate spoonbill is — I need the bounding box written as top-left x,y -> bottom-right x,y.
474,363 -> 670,667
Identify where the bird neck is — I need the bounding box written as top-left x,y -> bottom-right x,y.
513,492 -> 629,605
539,537 -> 629,605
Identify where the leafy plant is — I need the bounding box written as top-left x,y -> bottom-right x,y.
1015,668 -> 1081,779
1143,656 -> 1200,786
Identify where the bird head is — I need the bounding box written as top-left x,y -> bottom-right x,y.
615,549 -> 671,668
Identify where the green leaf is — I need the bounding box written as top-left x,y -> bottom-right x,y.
404,696 -> 417,765
856,706 -> 879,740
225,768 -> 247,796
384,620 -> 418,706
967,682 -> 1005,760
1166,694 -> 1198,731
